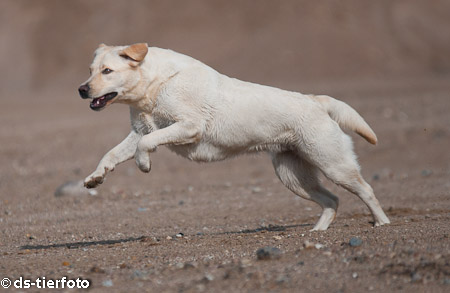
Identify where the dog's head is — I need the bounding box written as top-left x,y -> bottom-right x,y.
78,43 -> 148,111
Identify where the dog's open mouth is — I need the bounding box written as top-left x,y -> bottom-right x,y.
90,92 -> 118,111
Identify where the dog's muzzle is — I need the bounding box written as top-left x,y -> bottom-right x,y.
78,84 -> 90,99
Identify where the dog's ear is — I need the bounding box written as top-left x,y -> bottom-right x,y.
120,43 -> 148,63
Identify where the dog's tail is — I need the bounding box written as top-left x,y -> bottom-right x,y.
313,95 -> 378,145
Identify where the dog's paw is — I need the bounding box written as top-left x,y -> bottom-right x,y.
135,150 -> 152,173
84,171 -> 105,188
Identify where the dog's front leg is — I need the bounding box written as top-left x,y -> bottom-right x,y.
135,122 -> 201,172
84,131 -> 141,188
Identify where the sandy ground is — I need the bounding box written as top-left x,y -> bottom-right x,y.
1,77 -> 449,292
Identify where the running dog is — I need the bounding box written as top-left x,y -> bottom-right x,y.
78,43 -> 390,231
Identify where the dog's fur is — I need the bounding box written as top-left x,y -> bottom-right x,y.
79,43 -> 390,231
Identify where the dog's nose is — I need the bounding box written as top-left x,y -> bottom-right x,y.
78,84 -> 90,99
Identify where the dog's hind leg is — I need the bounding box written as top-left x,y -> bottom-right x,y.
304,133 -> 390,227
322,165 -> 390,227
271,151 -> 339,231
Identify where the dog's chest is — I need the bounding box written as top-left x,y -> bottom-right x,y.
137,111 -> 175,134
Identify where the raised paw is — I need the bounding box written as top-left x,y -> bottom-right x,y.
135,149 -> 152,173
84,171 -> 105,188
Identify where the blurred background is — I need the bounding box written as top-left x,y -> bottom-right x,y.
2,2 -> 450,291
1,0 -> 450,96
1,0 -> 450,203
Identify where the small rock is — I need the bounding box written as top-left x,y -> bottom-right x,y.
62,261 -> 70,266
421,169 -> 432,177
252,187 -> 262,193
349,237 -> 363,247
137,207 -> 148,212
176,233 -> 184,238
273,235 -> 282,240
314,243 -> 324,249
102,279 -> 113,287
276,274 -> 289,284
54,180 -> 91,197
352,272 -> 358,279
90,266 -> 105,273
256,246 -> 283,260
131,270 -> 149,280
166,236 -> 173,240
303,240 -> 315,249
411,272 -> 422,282
203,274 -> 214,282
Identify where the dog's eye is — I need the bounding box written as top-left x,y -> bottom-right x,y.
102,68 -> 113,75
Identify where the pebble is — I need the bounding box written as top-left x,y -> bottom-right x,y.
303,240 -> 315,249
131,270 -> 149,280
90,266 -> 105,273
411,272 -> 422,282
203,274 -> 214,282
176,233 -> 184,238
252,187 -> 262,193
102,279 -> 113,287
54,180 -> 94,197
349,237 -> 363,247
256,246 -> 283,260
314,243 -> 324,249
352,272 -> 358,279
273,235 -> 282,240
421,169 -> 432,177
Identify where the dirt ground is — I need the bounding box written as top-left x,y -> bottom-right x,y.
1,1 -> 450,292
1,78 -> 449,292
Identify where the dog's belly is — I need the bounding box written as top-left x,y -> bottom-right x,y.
167,140 -> 293,162
167,142 -> 233,162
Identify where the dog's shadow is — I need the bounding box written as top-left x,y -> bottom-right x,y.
219,223 -> 311,235
20,236 -> 147,250
20,223 -> 311,251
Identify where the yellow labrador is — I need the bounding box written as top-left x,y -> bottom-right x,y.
78,43 -> 390,231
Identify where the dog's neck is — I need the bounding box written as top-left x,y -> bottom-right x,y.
125,48 -> 179,113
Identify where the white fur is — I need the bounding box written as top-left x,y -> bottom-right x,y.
81,44 -> 390,230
